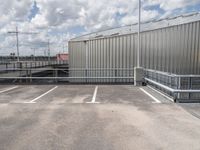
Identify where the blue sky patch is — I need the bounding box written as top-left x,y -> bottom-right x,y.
28,1 -> 39,21
144,4 -> 165,14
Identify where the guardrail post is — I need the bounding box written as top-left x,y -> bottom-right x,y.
26,69 -> 28,83
5,63 -> 8,73
189,77 -> 192,100
115,69 -> 117,83
54,69 -> 58,83
134,67 -> 144,86
30,69 -> 32,83
85,69 -> 87,83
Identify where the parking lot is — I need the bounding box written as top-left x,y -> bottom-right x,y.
0,84 -> 200,150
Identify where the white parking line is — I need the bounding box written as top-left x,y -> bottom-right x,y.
24,86 -> 58,103
140,88 -> 161,104
147,85 -> 174,102
0,86 -> 18,94
87,86 -> 99,104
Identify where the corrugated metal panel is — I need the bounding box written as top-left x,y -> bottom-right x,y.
69,20 -> 200,83
71,12 -> 200,42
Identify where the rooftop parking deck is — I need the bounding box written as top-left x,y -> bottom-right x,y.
0,85 -> 200,150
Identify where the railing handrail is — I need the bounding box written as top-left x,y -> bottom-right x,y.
145,78 -> 200,93
146,69 -> 200,78
0,76 -> 133,79
69,68 -> 135,70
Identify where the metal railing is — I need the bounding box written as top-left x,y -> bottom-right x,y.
0,66 -> 199,102
0,68 -> 134,84
0,60 -> 68,71
0,56 -> 57,64
69,68 -> 134,83
145,69 -> 200,102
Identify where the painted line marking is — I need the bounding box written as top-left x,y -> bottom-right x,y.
147,85 -> 174,102
87,86 -> 100,104
140,88 -> 161,104
0,86 -> 18,94
24,86 -> 58,103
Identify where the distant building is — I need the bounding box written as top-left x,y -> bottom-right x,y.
56,53 -> 69,61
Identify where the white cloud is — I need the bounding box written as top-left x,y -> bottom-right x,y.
31,13 -> 48,29
0,0 -> 199,55
145,0 -> 200,11
160,0 -> 200,10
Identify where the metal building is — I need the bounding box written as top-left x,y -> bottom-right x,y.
68,12 -> 200,83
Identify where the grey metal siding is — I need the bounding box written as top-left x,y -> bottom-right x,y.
69,20 -> 200,82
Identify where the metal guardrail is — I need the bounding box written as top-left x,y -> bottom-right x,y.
0,56 -> 57,64
0,67 -> 199,102
145,69 -> 200,102
0,60 -> 68,70
69,68 -> 134,83
0,68 -> 134,84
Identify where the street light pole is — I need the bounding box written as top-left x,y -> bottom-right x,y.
137,0 -> 141,68
134,0 -> 144,86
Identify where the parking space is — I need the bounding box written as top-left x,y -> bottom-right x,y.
0,85 -> 18,93
0,85 -> 200,150
96,85 -> 168,105
33,85 -> 95,104
0,85 -> 54,103
0,85 -> 172,104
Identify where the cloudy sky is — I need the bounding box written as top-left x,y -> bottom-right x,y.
0,0 -> 200,56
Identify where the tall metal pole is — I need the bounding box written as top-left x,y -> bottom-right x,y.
8,27 -> 38,62
16,26 -> 20,62
63,44 -> 65,53
48,39 -> 50,63
33,48 -> 36,62
137,0 -> 141,67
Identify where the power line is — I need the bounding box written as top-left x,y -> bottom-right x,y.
7,26 -> 38,62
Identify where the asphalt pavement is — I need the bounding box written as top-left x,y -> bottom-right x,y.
0,85 -> 199,150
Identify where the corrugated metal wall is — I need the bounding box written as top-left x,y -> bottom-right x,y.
69,41 -> 86,82
69,20 -> 200,82
140,21 -> 200,74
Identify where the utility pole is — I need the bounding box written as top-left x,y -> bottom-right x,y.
16,26 -> 19,62
62,35 -> 65,53
8,26 -> 38,62
48,39 -> 50,63
63,43 -> 65,53
44,49 -> 46,57
8,26 -> 19,62
31,48 -> 36,61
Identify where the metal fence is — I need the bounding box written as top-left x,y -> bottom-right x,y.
0,68 -> 68,84
0,61 -> 68,70
0,68 -> 133,84
0,56 -> 57,64
0,60 -> 68,84
145,69 -> 200,102
0,65 -> 199,102
69,68 -> 134,83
